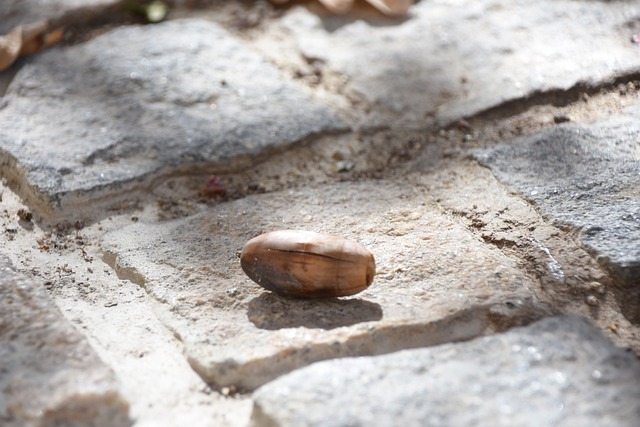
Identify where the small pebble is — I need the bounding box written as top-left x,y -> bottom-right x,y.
585,295 -> 599,306
586,281 -> 606,295
617,83 -> 628,95
335,160 -> 354,172
332,151 -> 346,161
221,385 -> 237,396
553,113 -> 571,124
248,182 -> 266,193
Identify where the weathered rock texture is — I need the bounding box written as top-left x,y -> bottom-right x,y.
279,0 -> 640,125
474,108 -> 640,322
0,255 -> 131,427
102,179 -> 550,390
0,18 -> 344,219
1,1 -> 640,425
252,316 -> 640,427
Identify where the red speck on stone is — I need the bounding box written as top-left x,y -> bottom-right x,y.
203,175 -> 226,197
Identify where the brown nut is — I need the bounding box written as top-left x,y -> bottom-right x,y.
240,230 -> 376,298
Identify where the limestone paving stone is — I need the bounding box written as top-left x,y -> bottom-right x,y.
0,0 -> 124,34
251,316 -> 640,427
0,255 -> 131,427
278,0 -> 640,125
473,108 -> 640,287
101,179 -> 550,391
0,18 -> 345,218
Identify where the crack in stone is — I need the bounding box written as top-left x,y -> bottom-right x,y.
468,72 -> 640,123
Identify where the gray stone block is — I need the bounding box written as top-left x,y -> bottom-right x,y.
251,316 -> 640,427
102,179 -> 549,391
473,110 -> 640,288
0,19 -> 345,218
0,255 -> 131,427
280,0 -> 640,125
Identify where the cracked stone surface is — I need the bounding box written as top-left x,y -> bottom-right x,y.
276,0 -> 640,125
473,108 -> 640,287
101,179 -> 549,390
0,0 -> 124,33
251,316 -> 640,427
0,18 -> 345,219
1,0 -> 640,425
0,254 -> 131,427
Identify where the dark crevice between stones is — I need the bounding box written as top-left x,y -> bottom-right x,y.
0,59 -> 25,97
468,154 -> 640,326
580,249 -> 640,325
609,280 -> 640,326
0,127 -> 351,230
465,72 -> 640,122
528,213 -> 640,326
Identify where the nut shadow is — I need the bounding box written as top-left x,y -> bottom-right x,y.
247,292 -> 383,330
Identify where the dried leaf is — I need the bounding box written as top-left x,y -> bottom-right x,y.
318,0 -> 355,15
0,27 -> 23,71
364,0 -> 413,16
269,0 -> 413,15
21,23 -> 63,55
0,22 -> 63,72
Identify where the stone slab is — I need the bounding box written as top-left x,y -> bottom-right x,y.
101,179 -> 550,391
0,19 -> 345,218
0,0 -> 123,34
278,0 -> 640,125
0,255 -> 131,427
473,108 -> 640,287
251,316 -> 640,427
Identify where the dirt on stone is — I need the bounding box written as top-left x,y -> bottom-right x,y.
2,1 -> 640,426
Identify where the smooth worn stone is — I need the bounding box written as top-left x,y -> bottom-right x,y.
0,0 -> 123,34
473,109 -> 640,288
251,316 -> 640,427
102,179 -> 549,390
0,19 -> 345,219
278,0 -> 640,125
0,255 -> 131,427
